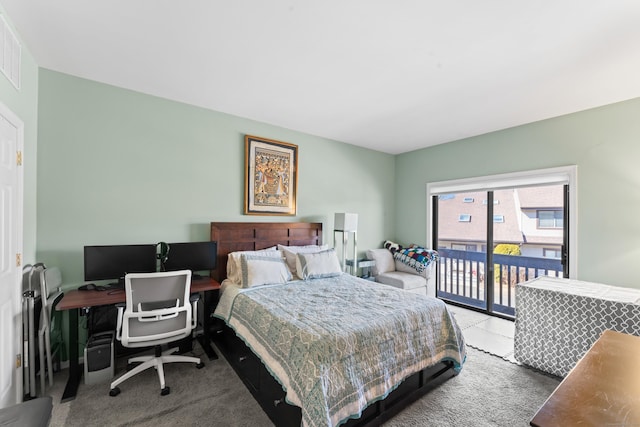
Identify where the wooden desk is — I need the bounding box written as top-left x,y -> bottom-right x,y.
56,277 -> 220,403
530,330 -> 640,427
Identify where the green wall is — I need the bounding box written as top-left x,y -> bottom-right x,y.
7,10 -> 640,293
36,70 -> 396,287
395,97 -> 640,288
0,6 -> 39,265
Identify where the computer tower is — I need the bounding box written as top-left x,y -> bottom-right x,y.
84,331 -> 114,385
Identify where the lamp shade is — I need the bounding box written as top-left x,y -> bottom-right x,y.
334,213 -> 358,232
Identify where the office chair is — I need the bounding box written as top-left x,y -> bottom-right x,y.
109,270 -> 204,396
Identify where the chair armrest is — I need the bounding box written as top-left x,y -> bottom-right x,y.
189,294 -> 199,328
115,304 -> 125,341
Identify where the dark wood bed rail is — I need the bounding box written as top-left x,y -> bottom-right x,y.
209,222 -> 323,282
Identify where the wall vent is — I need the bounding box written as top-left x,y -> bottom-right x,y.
0,15 -> 21,90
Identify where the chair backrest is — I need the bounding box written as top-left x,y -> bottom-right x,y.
120,270 -> 193,347
33,266 -> 63,317
35,267 -> 62,300
28,263 -> 47,297
22,264 -> 34,293
40,267 -> 63,300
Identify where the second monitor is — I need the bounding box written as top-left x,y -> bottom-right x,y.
84,244 -> 157,288
162,241 -> 217,279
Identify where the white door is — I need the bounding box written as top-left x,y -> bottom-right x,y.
0,102 -> 23,407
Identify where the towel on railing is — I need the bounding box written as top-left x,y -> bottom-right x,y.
384,240 -> 439,274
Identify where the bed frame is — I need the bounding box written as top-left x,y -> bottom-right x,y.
209,221 -> 458,427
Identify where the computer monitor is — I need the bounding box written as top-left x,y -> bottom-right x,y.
84,244 -> 158,284
162,242 -> 217,278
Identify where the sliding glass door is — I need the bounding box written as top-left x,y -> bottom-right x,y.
434,191 -> 488,311
432,184 -> 569,317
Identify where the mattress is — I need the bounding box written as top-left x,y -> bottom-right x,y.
214,274 -> 466,427
514,276 -> 640,377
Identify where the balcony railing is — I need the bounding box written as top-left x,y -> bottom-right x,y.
436,248 -> 563,317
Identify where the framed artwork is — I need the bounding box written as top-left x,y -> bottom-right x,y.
244,135 -> 298,215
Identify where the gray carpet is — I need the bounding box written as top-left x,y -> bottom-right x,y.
384,347 -> 560,426
64,346 -> 270,427
58,343 -> 560,427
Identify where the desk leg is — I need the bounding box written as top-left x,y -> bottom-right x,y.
60,308 -> 81,402
197,289 -> 218,361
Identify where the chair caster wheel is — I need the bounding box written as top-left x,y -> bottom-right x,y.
109,387 -> 120,397
161,387 -> 170,396
196,362 -> 205,369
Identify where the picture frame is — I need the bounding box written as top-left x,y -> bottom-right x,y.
244,135 -> 298,215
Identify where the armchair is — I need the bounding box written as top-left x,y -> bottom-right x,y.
109,270 -> 204,397
366,248 -> 436,297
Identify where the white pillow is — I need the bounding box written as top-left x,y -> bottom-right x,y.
278,244 -> 329,279
240,254 -> 292,288
226,247 -> 279,284
295,249 -> 343,280
366,249 -> 395,275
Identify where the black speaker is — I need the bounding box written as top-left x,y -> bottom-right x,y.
84,331 -> 114,384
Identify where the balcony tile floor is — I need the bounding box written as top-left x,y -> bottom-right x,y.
447,304 -> 518,364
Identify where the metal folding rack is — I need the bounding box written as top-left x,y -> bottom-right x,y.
22,264 -> 40,398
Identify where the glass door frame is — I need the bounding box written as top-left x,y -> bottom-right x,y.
427,166 -> 578,315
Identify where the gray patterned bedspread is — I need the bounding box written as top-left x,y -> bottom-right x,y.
214,274 -> 466,427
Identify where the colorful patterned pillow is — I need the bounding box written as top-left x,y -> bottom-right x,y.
393,246 -> 439,274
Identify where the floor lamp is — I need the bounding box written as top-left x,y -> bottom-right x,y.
334,213 -> 358,273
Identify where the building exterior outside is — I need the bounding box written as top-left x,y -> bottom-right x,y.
437,185 -> 563,258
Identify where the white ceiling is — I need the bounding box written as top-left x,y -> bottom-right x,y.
2,1 -> 640,154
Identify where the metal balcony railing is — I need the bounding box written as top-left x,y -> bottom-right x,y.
436,248 -> 563,316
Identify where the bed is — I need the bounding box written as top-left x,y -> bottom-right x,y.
210,222 -> 466,427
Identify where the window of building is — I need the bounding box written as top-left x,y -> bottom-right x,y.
538,210 -> 563,228
458,214 -> 471,222
463,197 -> 474,203
452,243 -> 478,251
493,215 -> 505,223
543,248 -> 562,259
483,199 -> 500,205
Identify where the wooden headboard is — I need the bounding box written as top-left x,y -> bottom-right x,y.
210,222 -> 323,282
